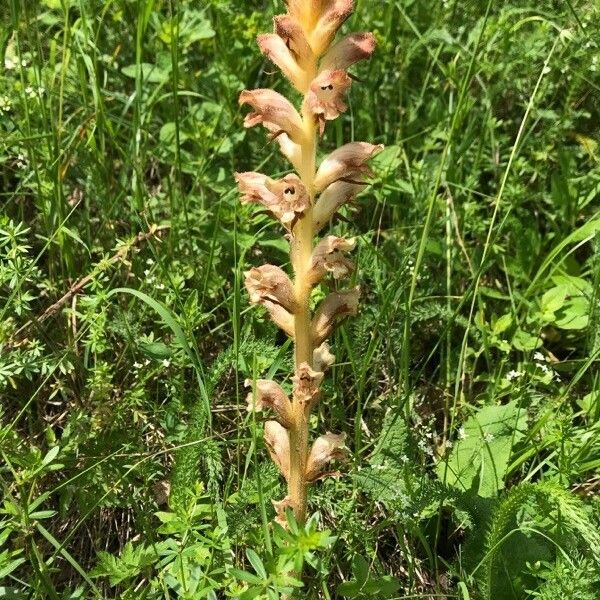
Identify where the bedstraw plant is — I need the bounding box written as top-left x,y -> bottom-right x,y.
236,0 -> 381,528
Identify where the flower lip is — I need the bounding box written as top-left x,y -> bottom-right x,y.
313,342 -> 336,372
320,32 -> 376,71
239,89 -> 305,143
305,69 -> 352,133
314,142 -> 384,192
312,286 -> 361,345
292,362 -> 324,408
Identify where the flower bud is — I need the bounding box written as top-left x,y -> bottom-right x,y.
245,265 -> 297,313
310,0 -> 354,57
321,32 -> 376,71
305,432 -> 347,482
292,362 -> 324,408
308,235 -> 355,285
245,379 -> 294,428
314,142 -> 384,192
312,287 -> 361,345
313,342 -> 336,372
264,421 -> 290,481
305,70 -> 352,134
239,89 -> 305,144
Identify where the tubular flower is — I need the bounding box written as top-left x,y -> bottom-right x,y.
308,235 -> 355,284
237,0 -> 380,540
235,172 -> 310,230
240,89 -> 305,143
246,379 -> 294,428
292,363 -> 324,408
264,421 -> 291,481
305,432 -> 347,482
321,32 -> 377,71
244,265 -> 297,313
312,287 -> 361,345
313,179 -> 367,232
314,142 -> 384,192
306,70 -> 352,134
313,342 -> 336,372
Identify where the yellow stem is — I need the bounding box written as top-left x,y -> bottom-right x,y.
288,95 -> 318,526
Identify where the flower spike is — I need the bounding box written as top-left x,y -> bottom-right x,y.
237,0 -> 379,544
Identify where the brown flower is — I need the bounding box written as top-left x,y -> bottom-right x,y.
320,32 -> 376,70
235,172 -> 310,230
312,180 -> 367,232
312,287 -> 361,344
305,69 -> 352,133
275,15 -> 314,69
308,235 -> 355,285
305,432 -> 347,482
292,362 -> 324,408
313,342 -> 336,372
314,142 -> 383,192
245,379 -> 294,428
244,265 -> 297,313
239,89 -> 305,143
258,33 -> 306,92
264,421 -> 290,481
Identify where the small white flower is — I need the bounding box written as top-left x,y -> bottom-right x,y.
483,432 -> 495,443
506,370 -> 523,381
0,96 -> 12,112
16,153 -> 28,169
4,57 -> 16,70
538,364 -> 550,374
534,352 -> 545,362
144,269 -> 151,276
133,362 -> 143,369
162,359 -> 171,368
458,427 -> 467,440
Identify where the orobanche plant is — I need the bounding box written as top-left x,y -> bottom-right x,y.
236,0 -> 381,527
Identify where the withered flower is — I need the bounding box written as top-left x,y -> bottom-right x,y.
274,15 -> 314,72
305,432 -> 347,482
292,362 -> 324,408
264,421 -> 290,481
312,287 -> 361,345
246,379 -> 294,429
272,495 -> 296,526
235,172 -> 310,230
321,32 -> 376,70
305,69 -> 352,132
314,142 -> 384,192
244,265 -> 297,313
239,89 -> 305,143
313,342 -> 336,372
308,235 -> 355,284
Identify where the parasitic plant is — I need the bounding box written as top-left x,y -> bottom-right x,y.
236,1 -> 381,530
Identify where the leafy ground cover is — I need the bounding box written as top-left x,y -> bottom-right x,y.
1,0 -> 599,598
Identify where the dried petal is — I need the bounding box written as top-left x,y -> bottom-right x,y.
305,432 -> 347,482
313,180 -> 367,232
257,33 -> 305,91
274,15 -> 314,72
313,342 -> 336,372
314,142 -> 383,192
239,89 -> 305,143
320,32 -> 376,71
235,172 -> 309,230
308,235 -> 355,285
310,0 -> 354,57
245,265 -> 297,313
305,70 -> 352,133
264,421 -> 290,481
312,287 -> 361,345
292,362 -> 324,408
245,379 -> 294,428
272,495 -> 296,526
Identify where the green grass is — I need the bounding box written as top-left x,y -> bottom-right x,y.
1,0 -> 599,598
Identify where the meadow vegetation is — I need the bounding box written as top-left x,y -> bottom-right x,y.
1,0 -> 599,598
